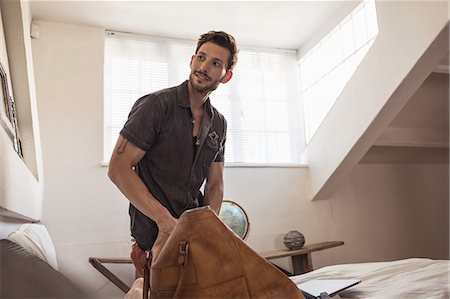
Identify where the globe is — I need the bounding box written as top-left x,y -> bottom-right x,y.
219,200 -> 250,239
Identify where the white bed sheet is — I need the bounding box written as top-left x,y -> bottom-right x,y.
290,258 -> 449,299
7,223 -> 59,270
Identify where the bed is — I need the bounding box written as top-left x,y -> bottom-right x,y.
124,258 -> 449,299
290,258 -> 450,298
0,223 -> 84,298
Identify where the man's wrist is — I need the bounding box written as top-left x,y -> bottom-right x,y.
154,209 -> 176,231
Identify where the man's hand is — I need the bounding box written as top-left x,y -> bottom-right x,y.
152,215 -> 178,261
156,214 -> 178,235
151,232 -> 169,262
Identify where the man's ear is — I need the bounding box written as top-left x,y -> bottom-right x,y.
220,70 -> 233,83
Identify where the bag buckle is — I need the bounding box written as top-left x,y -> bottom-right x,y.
177,241 -> 189,266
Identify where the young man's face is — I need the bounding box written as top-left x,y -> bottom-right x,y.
189,41 -> 232,94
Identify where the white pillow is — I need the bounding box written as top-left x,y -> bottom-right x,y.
7,223 -> 59,270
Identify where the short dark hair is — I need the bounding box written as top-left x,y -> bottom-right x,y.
195,31 -> 239,71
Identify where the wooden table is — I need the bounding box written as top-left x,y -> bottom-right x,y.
89,240 -> 344,292
260,241 -> 344,275
89,257 -> 132,293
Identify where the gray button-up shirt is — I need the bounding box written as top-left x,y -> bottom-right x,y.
120,81 -> 227,250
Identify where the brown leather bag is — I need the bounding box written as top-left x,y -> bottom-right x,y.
150,206 -> 305,299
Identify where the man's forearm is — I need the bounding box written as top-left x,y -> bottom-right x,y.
109,165 -> 176,231
108,136 -> 177,232
204,182 -> 224,214
203,162 -> 224,214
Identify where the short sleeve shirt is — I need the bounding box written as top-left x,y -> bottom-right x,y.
120,80 -> 227,250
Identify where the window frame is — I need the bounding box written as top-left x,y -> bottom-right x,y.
103,31 -> 306,167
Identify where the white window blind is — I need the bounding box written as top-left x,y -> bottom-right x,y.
104,31 -> 305,166
299,0 -> 378,143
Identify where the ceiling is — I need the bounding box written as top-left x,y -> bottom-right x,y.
363,70 -> 449,164
390,72 -> 449,131
28,0 -> 360,50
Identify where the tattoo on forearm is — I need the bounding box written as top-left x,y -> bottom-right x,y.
117,138 -> 128,154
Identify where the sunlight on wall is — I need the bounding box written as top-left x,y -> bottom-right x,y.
299,0 -> 378,143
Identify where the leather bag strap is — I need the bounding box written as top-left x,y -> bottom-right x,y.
143,250 -> 151,299
173,241 -> 189,298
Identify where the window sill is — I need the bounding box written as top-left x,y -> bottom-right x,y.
99,161 -> 309,168
225,162 -> 308,168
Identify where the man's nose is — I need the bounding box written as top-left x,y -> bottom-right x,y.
198,60 -> 209,73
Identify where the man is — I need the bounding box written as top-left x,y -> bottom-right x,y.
108,31 -> 238,277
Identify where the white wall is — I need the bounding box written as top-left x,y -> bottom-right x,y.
305,1 -> 449,200
0,0 -> 43,221
30,21 -> 133,298
29,19 -> 448,298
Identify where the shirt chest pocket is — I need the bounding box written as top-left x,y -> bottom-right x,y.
204,137 -> 220,163
202,132 -> 222,168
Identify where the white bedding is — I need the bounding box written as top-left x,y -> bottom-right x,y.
290,258 -> 449,299
7,223 -> 59,270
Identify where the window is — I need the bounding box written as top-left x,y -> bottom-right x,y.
299,0 -> 378,143
104,32 -> 305,166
